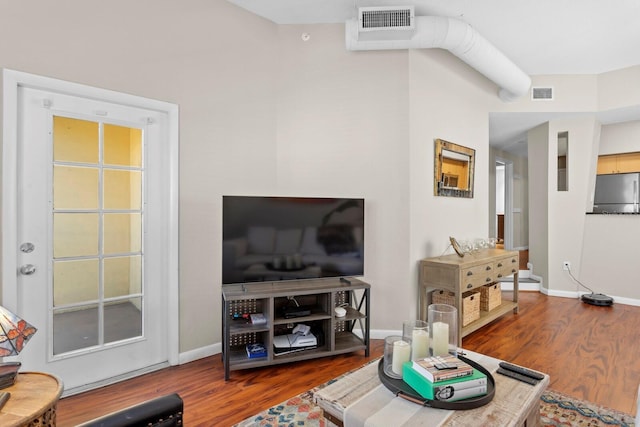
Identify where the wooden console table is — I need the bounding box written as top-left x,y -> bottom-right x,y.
0,372 -> 63,427
419,249 -> 519,345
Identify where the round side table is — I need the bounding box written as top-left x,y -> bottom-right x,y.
0,372 -> 64,427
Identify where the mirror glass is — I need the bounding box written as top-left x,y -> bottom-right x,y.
557,131 -> 568,191
434,139 -> 475,198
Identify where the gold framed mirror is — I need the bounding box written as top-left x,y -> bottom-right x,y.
434,139 -> 475,198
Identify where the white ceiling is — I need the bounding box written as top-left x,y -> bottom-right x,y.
227,0 -> 640,157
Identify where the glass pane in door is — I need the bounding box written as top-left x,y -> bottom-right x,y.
51,115 -> 144,356
53,116 -> 99,163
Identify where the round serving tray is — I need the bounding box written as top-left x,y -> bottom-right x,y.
377,354 -> 495,410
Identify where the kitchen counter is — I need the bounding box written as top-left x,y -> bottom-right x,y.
587,212 -> 640,215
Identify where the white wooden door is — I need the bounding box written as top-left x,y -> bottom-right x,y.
2,71 -> 179,394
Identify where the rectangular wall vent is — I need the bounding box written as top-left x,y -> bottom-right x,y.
532,87 -> 554,100
358,6 -> 415,41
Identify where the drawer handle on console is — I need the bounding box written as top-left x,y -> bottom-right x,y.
497,263 -> 503,268
512,259 -> 516,263
467,283 -> 473,289
485,266 -> 492,271
512,269 -> 517,273
485,277 -> 492,282
497,274 -> 503,278
467,271 -> 473,276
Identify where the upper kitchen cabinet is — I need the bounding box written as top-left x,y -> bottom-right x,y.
597,152 -> 640,175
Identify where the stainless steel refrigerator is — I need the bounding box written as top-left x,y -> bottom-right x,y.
593,173 -> 640,213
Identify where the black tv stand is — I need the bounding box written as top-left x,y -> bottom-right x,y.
221,277 -> 370,380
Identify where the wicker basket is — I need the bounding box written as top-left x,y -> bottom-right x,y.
480,282 -> 502,311
462,290 -> 480,326
432,289 -> 456,306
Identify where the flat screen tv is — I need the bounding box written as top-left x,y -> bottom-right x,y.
222,196 -> 364,285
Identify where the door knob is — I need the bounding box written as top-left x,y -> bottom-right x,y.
20,242 -> 35,253
19,264 -> 36,275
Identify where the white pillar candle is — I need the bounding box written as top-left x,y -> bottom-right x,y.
411,329 -> 429,360
391,340 -> 411,376
431,321 -> 449,356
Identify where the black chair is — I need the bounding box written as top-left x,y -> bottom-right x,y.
76,393 -> 183,427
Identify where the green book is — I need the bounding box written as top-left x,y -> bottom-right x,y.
402,362 -> 488,402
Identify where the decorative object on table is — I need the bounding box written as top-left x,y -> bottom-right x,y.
449,236 -> 465,257
383,335 -> 410,379
402,361 -> 487,402
402,320 -> 429,361
428,304 -> 457,356
377,355 -> 494,410
0,305 -> 37,390
0,362 -> 21,389
0,305 -> 37,358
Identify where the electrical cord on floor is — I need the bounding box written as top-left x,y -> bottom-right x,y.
565,265 -> 596,294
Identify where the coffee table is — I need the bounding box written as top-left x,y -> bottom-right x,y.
313,350 -> 549,427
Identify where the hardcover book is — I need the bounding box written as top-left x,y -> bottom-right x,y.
412,354 -> 474,382
403,362 -> 488,401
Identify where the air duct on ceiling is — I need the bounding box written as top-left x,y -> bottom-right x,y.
346,10 -> 531,102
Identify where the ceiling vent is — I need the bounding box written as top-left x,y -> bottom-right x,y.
358,6 -> 415,41
531,87 -> 554,100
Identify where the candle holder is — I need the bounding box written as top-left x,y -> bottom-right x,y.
428,303 -> 458,357
383,335 -> 410,379
402,320 -> 429,361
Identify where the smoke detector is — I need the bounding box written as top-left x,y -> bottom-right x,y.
358,6 -> 415,41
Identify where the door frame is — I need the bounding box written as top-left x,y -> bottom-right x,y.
2,69 -> 180,370
495,156 -> 514,250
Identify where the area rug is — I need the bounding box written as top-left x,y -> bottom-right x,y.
540,389 -> 635,427
234,387 -> 636,427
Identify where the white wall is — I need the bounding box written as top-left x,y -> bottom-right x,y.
599,120 -> 640,154
275,24 -> 412,329
527,123 -> 550,286
409,48 -> 493,316
547,117 -> 600,294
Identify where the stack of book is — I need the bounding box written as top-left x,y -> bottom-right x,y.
0,362 -> 20,390
402,354 -> 487,402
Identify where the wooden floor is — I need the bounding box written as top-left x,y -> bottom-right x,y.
56,292 -> 639,426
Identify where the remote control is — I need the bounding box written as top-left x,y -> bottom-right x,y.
499,362 -> 545,380
496,367 -> 539,385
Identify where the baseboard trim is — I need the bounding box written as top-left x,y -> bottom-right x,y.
179,342 -> 222,364
63,362 -> 170,397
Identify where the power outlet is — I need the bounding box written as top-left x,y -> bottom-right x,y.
563,261 -> 571,271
